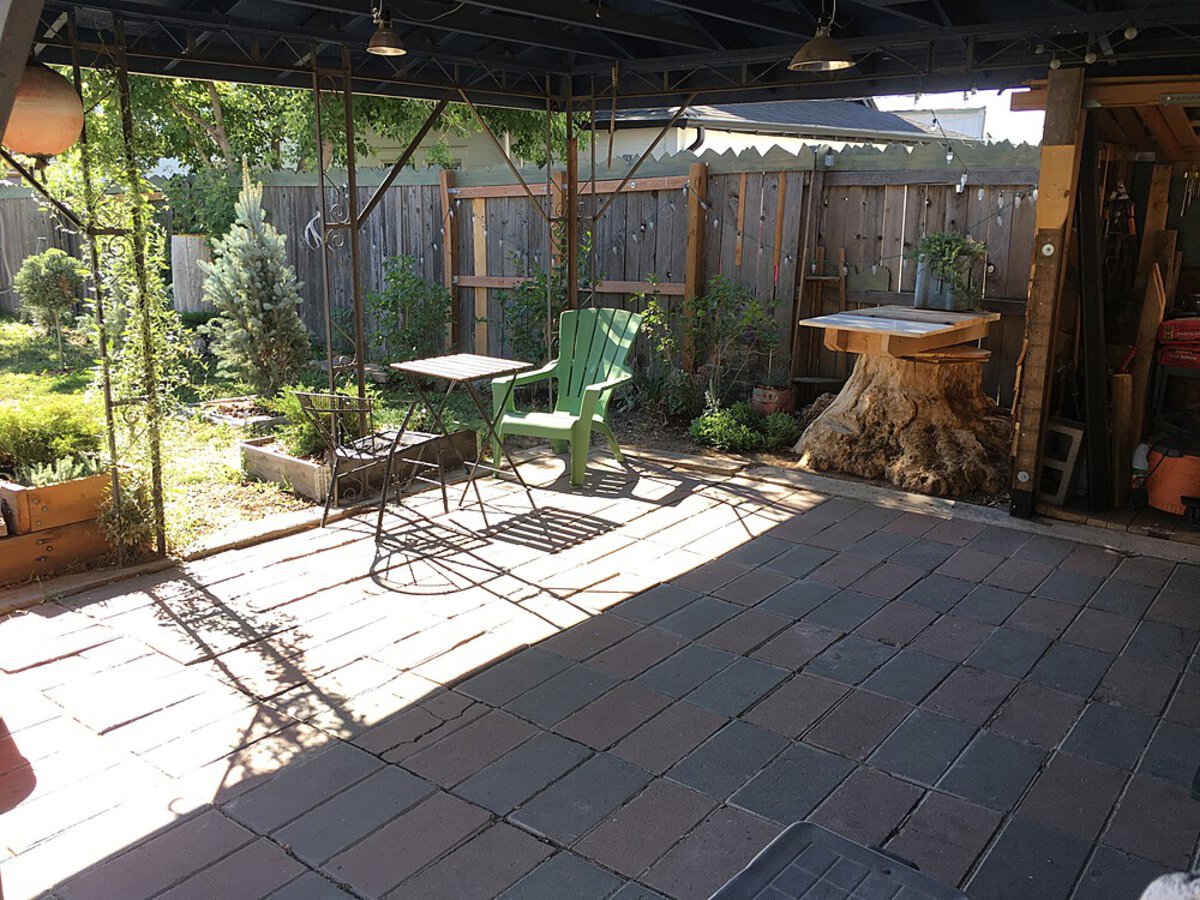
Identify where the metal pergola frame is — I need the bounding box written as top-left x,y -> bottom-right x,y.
26,1 -> 1200,110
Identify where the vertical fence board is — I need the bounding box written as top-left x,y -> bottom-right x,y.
881,185 -> 907,290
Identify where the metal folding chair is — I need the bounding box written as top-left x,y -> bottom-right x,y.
293,391 -> 402,526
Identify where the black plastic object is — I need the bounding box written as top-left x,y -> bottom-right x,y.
710,822 -> 969,900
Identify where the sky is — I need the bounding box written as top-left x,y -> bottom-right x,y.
874,89 -> 1046,146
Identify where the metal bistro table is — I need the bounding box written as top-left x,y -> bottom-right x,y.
375,353 -> 532,540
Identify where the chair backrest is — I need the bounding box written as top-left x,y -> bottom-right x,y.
554,308 -> 642,414
293,391 -> 375,451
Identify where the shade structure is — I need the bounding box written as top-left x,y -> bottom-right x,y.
27,1 -> 1200,111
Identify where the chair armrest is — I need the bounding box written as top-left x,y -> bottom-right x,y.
492,361 -> 558,416
582,372 -> 633,396
580,371 -> 633,419
494,361 -> 558,390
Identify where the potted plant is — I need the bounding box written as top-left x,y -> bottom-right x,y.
751,349 -> 795,415
910,231 -> 987,311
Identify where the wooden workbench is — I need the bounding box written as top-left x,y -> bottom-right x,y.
794,304 -> 1010,497
798,305 -> 1001,358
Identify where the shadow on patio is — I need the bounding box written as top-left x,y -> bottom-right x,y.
1,450 -> 1198,900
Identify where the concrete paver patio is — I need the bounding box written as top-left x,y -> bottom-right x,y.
2,453 -> 1198,900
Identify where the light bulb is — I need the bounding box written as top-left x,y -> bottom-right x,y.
1084,50 -> 1097,64
945,149 -> 954,164
1049,55 -> 1062,69
1124,25 -> 1138,40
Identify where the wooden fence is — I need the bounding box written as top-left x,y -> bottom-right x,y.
0,141 -> 1039,403
0,189 -> 78,316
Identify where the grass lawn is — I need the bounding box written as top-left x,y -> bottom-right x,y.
0,317 -> 496,555
0,318 -> 312,552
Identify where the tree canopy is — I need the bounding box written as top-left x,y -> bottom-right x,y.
73,69 -> 573,176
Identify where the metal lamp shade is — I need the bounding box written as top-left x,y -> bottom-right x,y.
368,22 -> 407,56
788,26 -> 856,72
3,65 -> 84,157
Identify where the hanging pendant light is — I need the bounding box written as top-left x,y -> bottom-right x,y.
2,64 -> 84,159
789,0 -> 855,72
368,3 -> 407,56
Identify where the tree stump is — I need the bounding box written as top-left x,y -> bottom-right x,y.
794,354 -> 1011,497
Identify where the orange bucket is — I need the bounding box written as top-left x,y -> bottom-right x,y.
1145,437 -> 1200,515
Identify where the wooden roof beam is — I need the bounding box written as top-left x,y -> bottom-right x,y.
1161,104 -> 1199,151
1109,106 -> 1155,149
1138,105 -> 1185,160
1012,78 -> 1200,111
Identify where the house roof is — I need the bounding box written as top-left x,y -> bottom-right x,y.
597,99 -> 967,143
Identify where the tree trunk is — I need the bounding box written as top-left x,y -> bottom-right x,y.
795,354 -> 1011,497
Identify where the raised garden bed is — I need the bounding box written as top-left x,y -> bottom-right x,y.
241,429 -> 478,504
189,395 -> 288,434
0,472 -> 111,585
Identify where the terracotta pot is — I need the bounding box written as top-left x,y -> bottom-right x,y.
751,385 -> 794,415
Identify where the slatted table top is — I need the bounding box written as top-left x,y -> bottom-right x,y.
389,353 -> 533,382
799,305 -> 1000,337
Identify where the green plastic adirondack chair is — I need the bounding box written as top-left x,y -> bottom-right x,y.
492,308 -> 643,486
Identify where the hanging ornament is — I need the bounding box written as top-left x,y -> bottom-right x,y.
3,64 -> 84,160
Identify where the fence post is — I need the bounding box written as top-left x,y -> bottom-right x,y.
471,197 -> 488,354
682,161 -> 707,372
439,168 -> 460,350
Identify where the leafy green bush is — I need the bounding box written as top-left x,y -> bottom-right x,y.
98,468 -> 156,557
13,452 -> 106,487
632,367 -> 706,421
14,248 -> 87,369
163,168 -> 241,240
689,400 -> 800,454
0,398 -> 103,475
367,255 -> 452,362
638,276 -> 780,419
763,411 -> 802,450
689,402 -> 765,453
179,310 -> 220,330
264,383 -> 376,458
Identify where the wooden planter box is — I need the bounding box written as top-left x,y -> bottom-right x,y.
241,429 -> 478,504
0,473 -> 112,585
189,396 -> 288,435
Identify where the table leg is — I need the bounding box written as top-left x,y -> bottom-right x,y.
458,376 -> 529,507
375,399 -> 418,542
